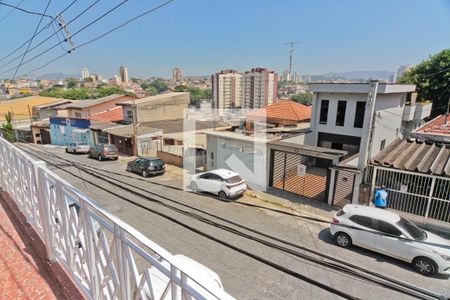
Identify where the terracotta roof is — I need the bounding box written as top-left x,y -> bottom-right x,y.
415,114 -> 450,136
371,138 -> 450,177
246,100 -> 311,125
90,107 -> 124,122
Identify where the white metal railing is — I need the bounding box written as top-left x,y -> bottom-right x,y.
365,165 -> 450,224
0,137 -> 233,300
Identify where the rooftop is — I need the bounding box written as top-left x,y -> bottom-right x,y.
140,119 -> 229,134
104,124 -> 161,138
246,100 -> 311,124
117,92 -> 189,106
65,94 -> 136,109
0,96 -> 62,121
90,107 -> 124,122
415,114 -> 450,136
310,82 -> 416,94
371,138 -> 450,177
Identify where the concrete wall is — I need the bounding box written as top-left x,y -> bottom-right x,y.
67,95 -> 133,119
123,93 -> 189,123
157,151 -> 183,167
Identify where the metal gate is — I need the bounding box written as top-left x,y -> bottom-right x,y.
270,150 -> 330,201
331,168 -> 356,207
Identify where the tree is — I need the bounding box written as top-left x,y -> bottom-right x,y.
174,85 -> 189,92
399,49 -> 450,117
2,113 -> 15,143
189,87 -> 212,106
150,78 -> 168,93
65,77 -> 78,89
146,86 -> 158,95
289,93 -> 313,105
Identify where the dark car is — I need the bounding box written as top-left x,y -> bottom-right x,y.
88,144 -> 119,161
126,157 -> 165,177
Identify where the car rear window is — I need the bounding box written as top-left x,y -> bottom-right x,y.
226,175 -> 243,184
104,145 -> 117,151
150,159 -> 164,166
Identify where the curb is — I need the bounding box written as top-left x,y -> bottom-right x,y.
0,191 -> 85,300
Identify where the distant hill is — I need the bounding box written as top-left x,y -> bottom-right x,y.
319,70 -> 394,81
36,73 -> 80,80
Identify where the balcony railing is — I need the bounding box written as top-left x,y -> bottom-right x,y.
402,102 -> 432,122
0,137 -> 233,300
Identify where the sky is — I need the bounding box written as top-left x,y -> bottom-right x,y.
0,0 -> 449,79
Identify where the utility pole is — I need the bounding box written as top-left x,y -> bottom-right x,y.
445,96 -> 450,124
132,99 -> 138,156
58,14 -> 75,52
283,41 -> 301,79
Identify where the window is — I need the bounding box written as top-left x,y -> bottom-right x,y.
127,110 -> 134,120
319,100 -> 329,124
353,101 -> 365,128
331,143 -> 343,150
396,217 -> 427,240
74,112 -> 82,118
375,220 -> 402,237
380,139 -> 386,151
335,100 -> 347,126
349,215 -> 375,229
210,152 -> 214,159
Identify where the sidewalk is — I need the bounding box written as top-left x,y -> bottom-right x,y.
0,192 -> 84,300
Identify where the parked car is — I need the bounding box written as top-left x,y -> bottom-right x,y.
330,204 -> 450,276
142,254 -> 232,299
190,169 -> 247,199
66,142 -> 90,154
126,157 -> 165,177
88,144 -> 119,161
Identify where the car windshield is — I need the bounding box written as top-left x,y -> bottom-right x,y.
226,175 -> 242,184
396,217 -> 427,241
150,159 -> 164,166
104,145 -> 117,151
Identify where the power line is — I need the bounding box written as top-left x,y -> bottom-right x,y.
15,0 -> 176,79
0,0 -> 78,64
0,0 -> 24,24
11,0 -> 52,81
0,1 -> 52,18
0,0 -> 126,76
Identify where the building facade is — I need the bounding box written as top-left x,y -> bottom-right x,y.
172,67 -> 183,82
81,67 -> 90,80
49,117 -> 91,146
242,68 -> 278,109
119,66 -> 129,84
211,70 -> 243,109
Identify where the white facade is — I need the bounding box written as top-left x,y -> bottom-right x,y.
81,67 -> 90,80
211,70 -> 243,109
396,64 -> 415,81
242,68 -> 277,109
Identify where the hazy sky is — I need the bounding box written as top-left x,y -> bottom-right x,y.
0,0 -> 449,79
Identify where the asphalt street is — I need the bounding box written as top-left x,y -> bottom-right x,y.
19,143 -> 450,300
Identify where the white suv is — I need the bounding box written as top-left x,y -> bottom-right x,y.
190,169 -> 247,199
330,204 -> 450,276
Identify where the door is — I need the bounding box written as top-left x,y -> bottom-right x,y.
131,158 -> 142,172
197,173 -> 221,194
348,215 -> 377,249
374,220 -> 410,260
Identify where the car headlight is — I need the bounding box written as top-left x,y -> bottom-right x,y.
433,250 -> 450,261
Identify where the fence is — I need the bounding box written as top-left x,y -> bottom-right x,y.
365,165 -> 450,225
0,137 -> 232,300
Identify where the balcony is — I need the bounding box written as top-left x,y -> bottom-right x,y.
414,102 -> 432,120
402,104 -> 416,121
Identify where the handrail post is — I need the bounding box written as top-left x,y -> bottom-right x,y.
424,177 -> 436,225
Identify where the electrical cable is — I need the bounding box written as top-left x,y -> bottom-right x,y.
0,1 -> 52,18
0,0 -> 24,24
11,0 -> 52,81
16,142 -> 447,300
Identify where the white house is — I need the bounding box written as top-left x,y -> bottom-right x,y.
305,81 -> 433,203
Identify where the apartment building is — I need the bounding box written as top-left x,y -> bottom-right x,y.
172,67 -> 183,82
242,68 -> 278,109
211,70 -> 243,109
119,66 -> 129,84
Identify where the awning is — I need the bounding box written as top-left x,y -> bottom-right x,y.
72,128 -> 89,134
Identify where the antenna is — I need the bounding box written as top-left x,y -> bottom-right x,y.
283,41 -> 301,79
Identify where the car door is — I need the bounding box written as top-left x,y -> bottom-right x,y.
348,215 -> 377,250
137,159 -> 148,173
374,220 -> 410,261
208,174 -> 223,194
197,173 -> 212,192
132,158 -> 142,173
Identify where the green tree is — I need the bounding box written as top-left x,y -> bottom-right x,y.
289,92 -> 313,105
146,86 -> 158,95
188,87 -> 212,106
399,49 -> 450,117
2,113 -> 15,143
174,85 -> 189,92
65,77 -> 78,89
150,78 -> 168,93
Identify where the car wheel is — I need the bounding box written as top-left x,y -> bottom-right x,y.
98,155 -> 103,161
190,182 -> 198,192
126,165 -> 132,172
218,191 -> 227,199
65,148 -> 69,153
113,157 -> 118,161
334,232 -> 352,248
142,170 -> 149,178
412,257 -> 437,276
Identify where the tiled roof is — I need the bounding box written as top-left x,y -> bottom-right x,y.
90,107 -> 124,122
246,100 -> 311,124
105,124 -> 161,137
415,114 -> 450,136
0,96 -> 62,120
65,94 -> 137,109
371,138 -> 450,177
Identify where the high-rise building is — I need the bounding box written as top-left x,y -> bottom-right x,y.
81,67 -> 90,80
242,68 -> 278,109
172,67 -> 183,82
211,70 -> 243,109
119,66 -> 129,84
